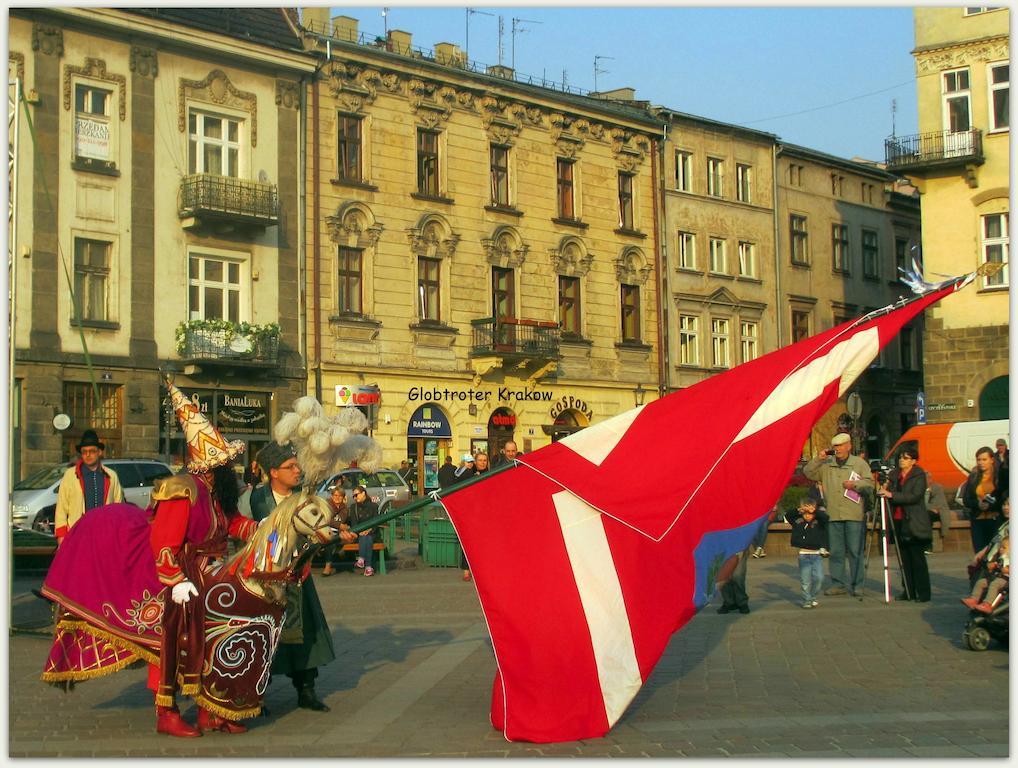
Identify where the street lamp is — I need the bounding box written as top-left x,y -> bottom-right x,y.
633,383 -> 646,407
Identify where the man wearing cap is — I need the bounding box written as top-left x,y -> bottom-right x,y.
454,452 -> 476,481
804,432 -> 874,598
54,429 -> 123,544
251,441 -> 351,713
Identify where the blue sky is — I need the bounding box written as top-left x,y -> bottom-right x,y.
325,5 -> 919,162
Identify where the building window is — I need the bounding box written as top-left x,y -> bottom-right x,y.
558,275 -> 581,337
707,157 -> 724,198
678,231 -> 697,270
791,309 -> 811,343
831,224 -> 850,273
740,321 -> 759,363
899,327 -> 915,370
862,229 -> 879,278
736,163 -> 752,203
188,110 -> 242,177
679,314 -> 699,366
830,174 -> 844,196
964,7 -> 990,14
337,247 -> 363,315
788,164 -> 804,187
490,144 -> 510,206
416,129 -> 440,195
64,382 -> 121,454
709,237 -> 727,274
790,214 -> 810,265
737,241 -> 756,278
895,238 -> 911,279
188,252 -> 246,322
73,84 -> 112,162
861,182 -> 875,204
556,158 -> 576,219
711,318 -> 730,368
337,114 -> 363,182
989,62 -> 1009,131
618,171 -> 634,230
418,256 -> 441,322
675,150 -> 692,191
942,68 -> 971,133
620,284 -> 641,343
492,266 -> 515,319
981,212 -> 1009,288
73,238 -> 111,322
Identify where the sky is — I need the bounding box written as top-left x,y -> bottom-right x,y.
325,4 -> 920,162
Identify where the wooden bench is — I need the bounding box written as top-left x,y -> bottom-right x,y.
335,527 -> 388,574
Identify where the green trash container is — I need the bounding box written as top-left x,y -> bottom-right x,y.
422,517 -> 462,567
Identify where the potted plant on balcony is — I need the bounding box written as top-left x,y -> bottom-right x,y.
175,319 -> 280,360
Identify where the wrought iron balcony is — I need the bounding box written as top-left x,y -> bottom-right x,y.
885,129 -> 984,173
470,317 -> 561,359
178,324 -> 279,367
178,173 -> 280,227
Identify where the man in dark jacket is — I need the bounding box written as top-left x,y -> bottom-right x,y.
251,441 -> 354,712
437,455 -> 459,490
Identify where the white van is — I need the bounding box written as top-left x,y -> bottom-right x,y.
884,419 -> 1010,498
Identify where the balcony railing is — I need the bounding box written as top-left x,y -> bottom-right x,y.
179,325 -> 279,366
885,128 -> 983,172
178,173 -> 280,226
470,317 -> 561,358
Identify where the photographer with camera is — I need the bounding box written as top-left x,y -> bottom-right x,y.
961,446 -> 1009,553
877,448 -> 931,602
804,432 -> 873,598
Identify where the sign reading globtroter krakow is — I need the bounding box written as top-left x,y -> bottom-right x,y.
335,384 -> 381,407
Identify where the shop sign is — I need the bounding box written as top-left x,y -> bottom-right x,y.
489,412 -> 516,428
335,384 -> 381,407
549,395 -> 594,421
74,117 -> 109,160
217,392 -> 270,434
408,405 -> 452,438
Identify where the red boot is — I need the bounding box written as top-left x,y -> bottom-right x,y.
156,706 -> 202,738
198,707 -> 248,734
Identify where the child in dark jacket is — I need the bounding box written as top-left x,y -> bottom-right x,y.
784,497 -> 830,609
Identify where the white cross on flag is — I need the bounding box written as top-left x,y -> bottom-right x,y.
441,279 -> 967,743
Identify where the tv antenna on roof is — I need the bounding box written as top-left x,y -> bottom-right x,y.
465,7 -> 494,61
891,98 -> 897,137
511,16 -> 541,71
593,55 -> 614,93
382,7 -> 390,36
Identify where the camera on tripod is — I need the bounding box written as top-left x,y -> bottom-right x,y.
869,459 -> 893,485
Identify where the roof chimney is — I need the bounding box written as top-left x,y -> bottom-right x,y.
388,29 -> 412,54
594,87 -> 637,101
486,64 -> 514,80
435,42 -> 467,67
331,15 -> 358,42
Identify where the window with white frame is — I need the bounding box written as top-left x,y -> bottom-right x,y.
831,224 -> 850,273
678,231 -> 697,270
707,157 -> 724,197
740,321 -> 759,363
736,163 -> 752,203
738,241 -> 756,278
73,237 -> 112,323
188,252 -> 247,322
862,229 -> 879,278
709,237 -> 727,274
981,212 -> 1009,288
679,314 -> 700,366
74,84 -> 113,162
942,68 -> 972,133
989,62 -> 1009,131
188,110 -> 242,177
711,318 -> 731,368
675,150 -> 692,192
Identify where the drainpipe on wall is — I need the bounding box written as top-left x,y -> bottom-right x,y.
651,128 -> 669,398
772,142 -> 783,348
298,74 -> 307,397
312,73 -> 322,403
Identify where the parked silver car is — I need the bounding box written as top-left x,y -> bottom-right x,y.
314,467 -> 410,515
11,459 -> 173,533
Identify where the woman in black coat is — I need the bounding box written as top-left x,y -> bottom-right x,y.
961,446 -> 1009,553
878,447 -> 931,602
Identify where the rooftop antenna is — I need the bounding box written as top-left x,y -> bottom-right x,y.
593,54 -> 614,93
891,98 -> 897,137
562,68 -> 568,89
465,7 -> 494,62
511,16 -> 542,71
497,15 -> 505,66
382,7 -> 390,37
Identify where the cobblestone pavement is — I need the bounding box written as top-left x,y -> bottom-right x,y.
8,548 -> 1008,758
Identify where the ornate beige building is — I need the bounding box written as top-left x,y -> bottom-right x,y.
299,12 -> 661,490
9,9 -> 314,477
886,6 -> 1009,423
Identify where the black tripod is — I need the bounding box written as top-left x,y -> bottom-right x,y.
863,491 -> 912,602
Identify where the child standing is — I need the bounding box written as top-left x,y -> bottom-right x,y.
784,497 -> 830,609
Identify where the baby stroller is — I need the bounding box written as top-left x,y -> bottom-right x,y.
963,533 -> 1009,652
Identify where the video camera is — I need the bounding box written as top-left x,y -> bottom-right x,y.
869,459 -> 893,485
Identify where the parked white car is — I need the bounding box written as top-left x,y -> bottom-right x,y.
11,459 -> 173,533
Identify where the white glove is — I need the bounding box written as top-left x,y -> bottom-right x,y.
171,581 -> 198,605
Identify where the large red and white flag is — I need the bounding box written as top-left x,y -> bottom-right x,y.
441,279 -> 968,743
